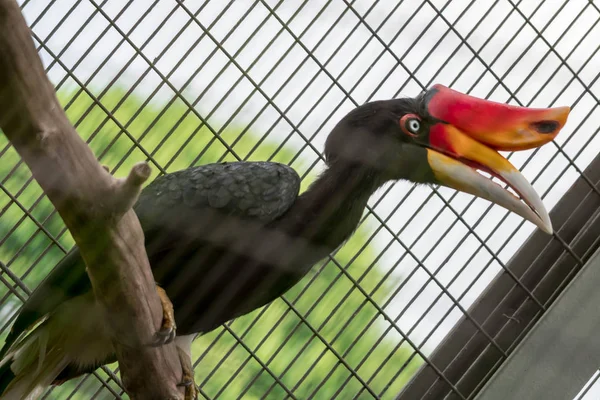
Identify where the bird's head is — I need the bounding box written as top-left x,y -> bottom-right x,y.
325,84 -> 570,234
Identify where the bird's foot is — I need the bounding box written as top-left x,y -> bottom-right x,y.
176,346 -> 199,400
152,285 -> 177,346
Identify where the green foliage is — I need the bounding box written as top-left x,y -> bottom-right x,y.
0,87 -> 420,399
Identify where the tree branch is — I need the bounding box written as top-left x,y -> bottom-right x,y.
0,1 -> 184,398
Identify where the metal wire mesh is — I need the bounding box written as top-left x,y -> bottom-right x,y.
1,0 -> 599,399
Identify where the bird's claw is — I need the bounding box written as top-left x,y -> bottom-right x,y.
177,346 -> 199,400
177,379 -> 199,400
152,324 -> 176,346
152,285 -> 177,346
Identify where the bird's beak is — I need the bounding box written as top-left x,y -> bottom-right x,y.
422,84 -> 570,234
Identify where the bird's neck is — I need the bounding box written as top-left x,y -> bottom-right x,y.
283,163 -> 385,251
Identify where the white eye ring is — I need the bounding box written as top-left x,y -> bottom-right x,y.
407,119 -> 420,133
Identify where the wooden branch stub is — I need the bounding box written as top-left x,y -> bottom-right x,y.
111,161 -> 152,216
0,0 -> 184,398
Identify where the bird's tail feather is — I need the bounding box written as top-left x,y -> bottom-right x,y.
0,321 -> 69,399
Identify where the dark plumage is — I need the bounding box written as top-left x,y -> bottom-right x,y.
1,84 -> 566,397
2,95 -> 430,385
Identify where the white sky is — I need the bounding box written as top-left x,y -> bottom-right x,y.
17,0 -> 600,397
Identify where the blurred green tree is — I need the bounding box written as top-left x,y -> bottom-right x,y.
0,87 -> 420,399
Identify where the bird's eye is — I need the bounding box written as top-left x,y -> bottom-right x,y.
400,114 -> 421,137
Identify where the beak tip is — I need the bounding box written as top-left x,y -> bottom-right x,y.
541,223 -> 553,235
537,213 -> 553,235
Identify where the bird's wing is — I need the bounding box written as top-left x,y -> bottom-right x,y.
1,161 -> 300,356
133,161 -> 301,257
135,161 -> 301,227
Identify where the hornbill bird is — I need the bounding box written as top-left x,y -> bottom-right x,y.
0,84 -> 569,399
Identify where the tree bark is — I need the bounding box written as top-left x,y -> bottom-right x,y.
0,1 -> 184,398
